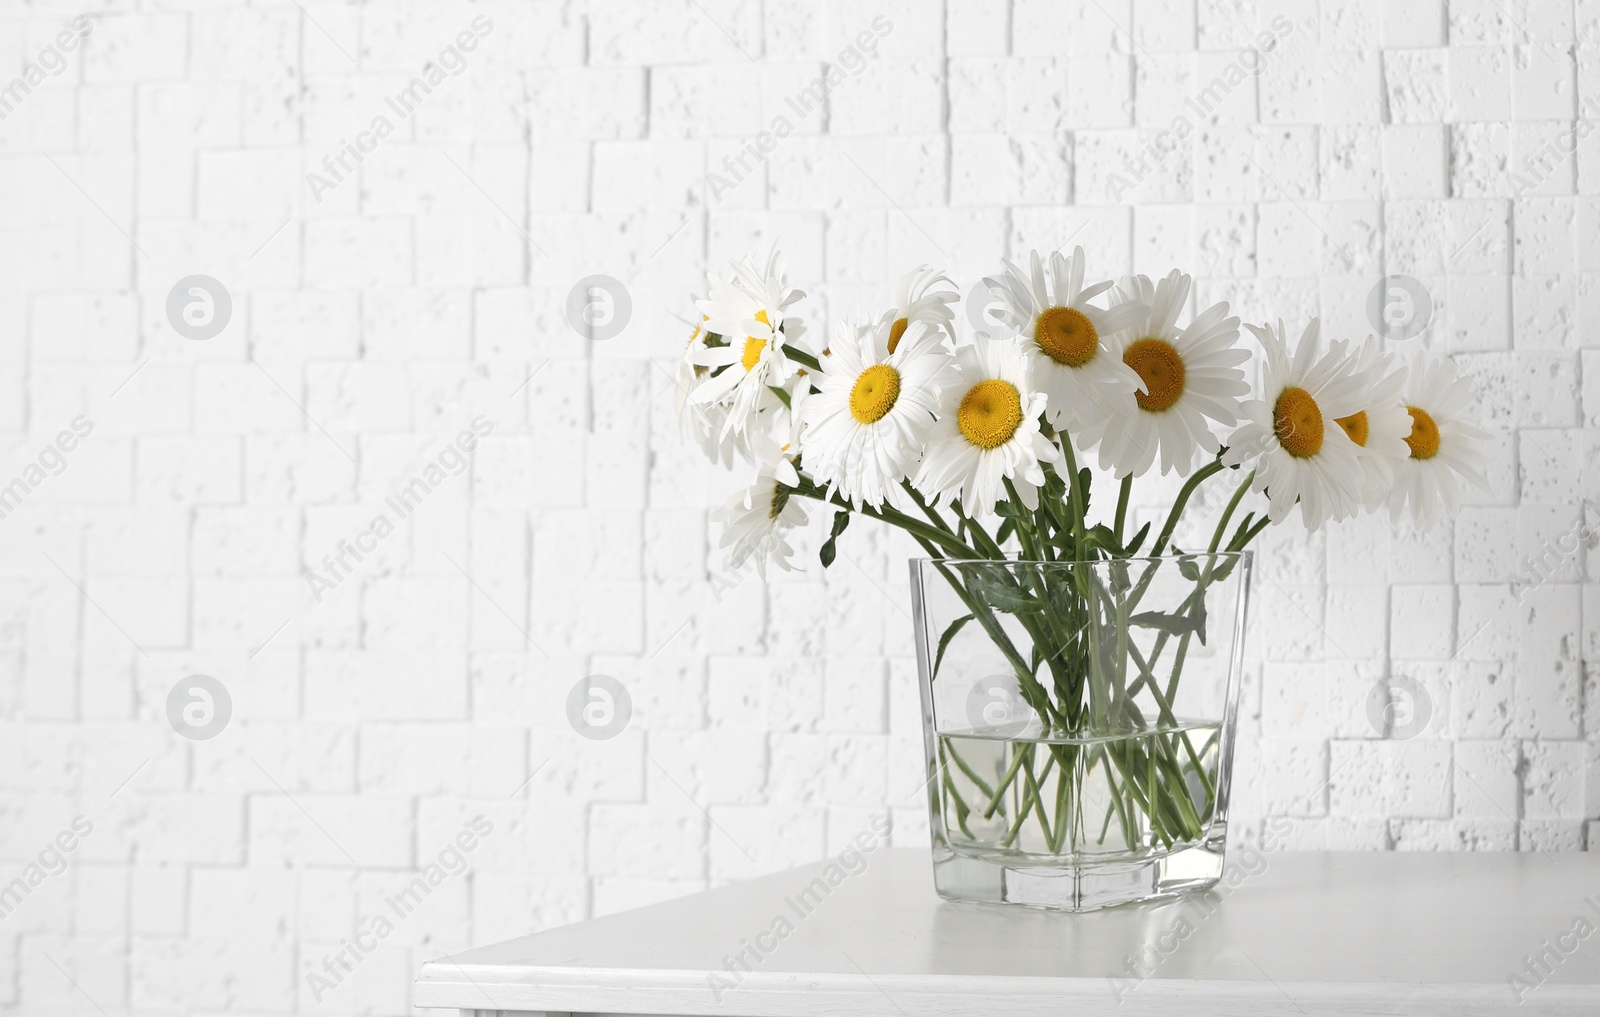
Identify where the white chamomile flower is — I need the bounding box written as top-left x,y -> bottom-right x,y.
677,306 -> 797,477
1222,318 -> 1368,531
691,249 -> 806,438
712,463 -> 809,578
983,246 -> 1147,431
801,317 -> 957,509
881,265 -> 959,353
1327,338 -> 1412,510
677,309 -> 735,465
914,337 -> 1059,514
1387,352 -> 1491,528
1075,270 -> 1250,478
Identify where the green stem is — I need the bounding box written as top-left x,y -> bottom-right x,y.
1230,513 -> 1270,551
903,483 -> 966,550
899,501 -> 1077,735
1004,480 -> 1047,563
916,543 -> 1068,732
1150,459 -> 1224,557
1001,748 -> 1056,847
790,478 -> 976,558
982,746 -> 1031,819
1057,437 -> 1088,560
951,502 -> 1007,560
1125,640 -> 1216,804
1050,743 -> 1078,853
938,740 -> 974,839
1019,751 -> 1055,847
934,505 -> 1084,737
1209,470 -> 1255,554
1113,475 -> 1132,545
1099,754 -> 1138,847
944,740 -> 997,801
779,342 -> 821,372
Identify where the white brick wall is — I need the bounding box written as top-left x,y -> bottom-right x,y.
0,0 -> 1596,1012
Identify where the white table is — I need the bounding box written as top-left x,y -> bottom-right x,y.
416,848 -> 1600,1016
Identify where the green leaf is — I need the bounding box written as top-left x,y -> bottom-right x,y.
1044,467 -> 1068,500
1037,474 -> 1071,531
1178,556 -> 1201,581
966,570 -> 1039,613
1226,512 -> 1257,552
1078,467 -> 1092,511
819,509 -> 851,568
767,385 -> 792,409
1125,521 -> 1151,555
992,499 -> 1026,519
995,518 -> 1015,545
1129,610 -> 1202,637
933,613 -> 973,678
1082,523 -> 1117,555
1107,557 -> 1134,595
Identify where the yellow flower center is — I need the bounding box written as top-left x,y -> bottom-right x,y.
1273,386 -> 1324,458
1123,338 -> 1186,411
741,309 -> 773,371
957,379 -> 1023,450
849,364 -> 901,424
769,482 -> 790,521
1335,410 -> 1369,447
740,338 -> 766,371
887,316 -> 910,354
1033,306 -> 1098,367
1404,406 -> 1440,459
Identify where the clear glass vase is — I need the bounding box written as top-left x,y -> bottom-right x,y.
909,553 -> 1251,912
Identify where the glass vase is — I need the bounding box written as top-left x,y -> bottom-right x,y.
909,553 -> 1251,912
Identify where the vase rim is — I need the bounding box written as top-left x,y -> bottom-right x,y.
912,550 -> 1253,566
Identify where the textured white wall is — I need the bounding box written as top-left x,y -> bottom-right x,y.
0,0 -> 1596,1013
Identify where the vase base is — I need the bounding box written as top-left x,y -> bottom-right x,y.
930,833 -> 1228,912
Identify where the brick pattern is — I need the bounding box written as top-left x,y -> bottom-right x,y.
0,0 -> 1596,1013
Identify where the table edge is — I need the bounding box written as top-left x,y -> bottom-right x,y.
414,962 -> 1598,1011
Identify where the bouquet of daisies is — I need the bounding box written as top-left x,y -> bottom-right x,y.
679,246 -> 1488,578
676,245 -> 1488,854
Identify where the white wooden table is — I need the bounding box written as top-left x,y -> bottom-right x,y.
416,848 -> 1600,1016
